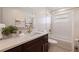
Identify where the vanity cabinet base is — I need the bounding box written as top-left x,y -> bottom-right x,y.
5,34 -> 48,52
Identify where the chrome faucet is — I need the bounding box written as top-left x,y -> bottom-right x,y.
27,23 -> 33,33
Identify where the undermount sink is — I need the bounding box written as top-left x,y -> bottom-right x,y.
19,31 -> 43,37
28,31 -> 43,36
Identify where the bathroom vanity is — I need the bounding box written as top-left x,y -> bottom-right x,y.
0,32 -> 48,52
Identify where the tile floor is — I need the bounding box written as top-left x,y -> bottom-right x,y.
48,44 -> 71,52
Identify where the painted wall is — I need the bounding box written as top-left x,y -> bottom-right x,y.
1,7 -> 50,32
2,8 -> 32,26
0,8 -> 2,23
74,8 -> 79,40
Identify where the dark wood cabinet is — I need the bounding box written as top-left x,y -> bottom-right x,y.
23,43 -> 43,52
5,34 -> 48,52
6,45 -> 22,52
43,43 -> 48,52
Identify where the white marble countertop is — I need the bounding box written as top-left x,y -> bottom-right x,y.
0,32 -> 48,52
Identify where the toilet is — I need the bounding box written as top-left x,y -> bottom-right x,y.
48,38 -> 58,50
48,38 -> 58,44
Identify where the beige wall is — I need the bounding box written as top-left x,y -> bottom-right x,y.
1,7 -> 51,32
0,8 -> 2,23
74,8 -> 79,39
2,8 -> 31,26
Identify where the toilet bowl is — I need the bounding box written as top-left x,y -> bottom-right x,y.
48,39 -> 58,44
48,39 -> 58,50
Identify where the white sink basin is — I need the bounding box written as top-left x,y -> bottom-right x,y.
27,32 -> 42,37
19,32 -> 43,37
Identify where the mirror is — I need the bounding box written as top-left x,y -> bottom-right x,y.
0,7 -> 51,33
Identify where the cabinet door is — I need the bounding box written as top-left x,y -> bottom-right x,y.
22,39 -> 44,52
43,43 -> 48,52
41,35 -> 48,52
25,43 -> 43,52
5,45 -> 22,52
